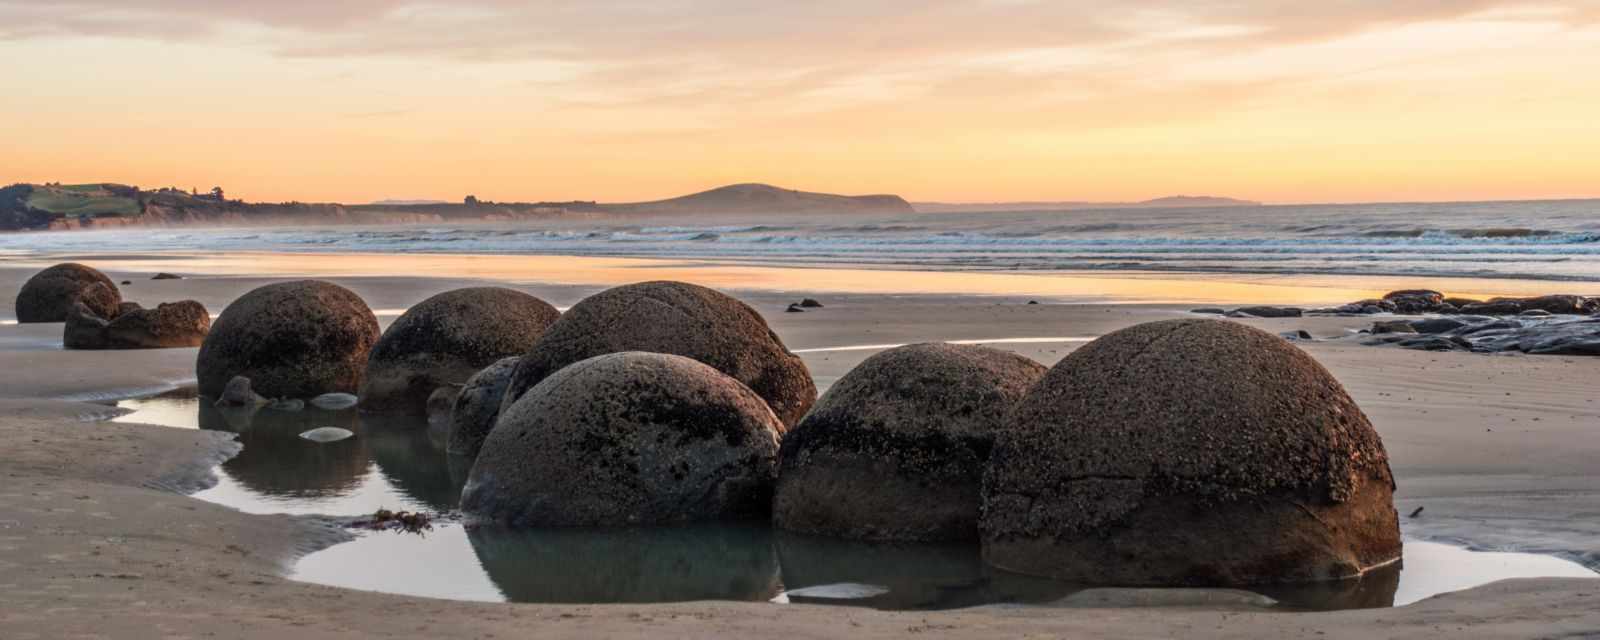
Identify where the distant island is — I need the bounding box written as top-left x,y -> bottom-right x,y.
0,182 -> 917,231
913,195 -> 1261,213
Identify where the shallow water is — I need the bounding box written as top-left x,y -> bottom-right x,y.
113,393 -> 1597,611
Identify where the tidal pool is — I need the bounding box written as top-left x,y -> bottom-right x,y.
112,393 -> 1597,611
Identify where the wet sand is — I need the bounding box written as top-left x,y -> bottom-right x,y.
1,255 -> 1598,637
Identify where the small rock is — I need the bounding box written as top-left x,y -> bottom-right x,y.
120,280 -> 132,285
217,376 -> 267,407
1372,320 -> 1417,335
309,393 -> 359,411
1229,306 -> 1304,318
1409,318 -> 1468,335
799,298 -> 824,308
268,398 -> 306,412
1027,300 -> 1040,305
427,384 -> 462,425
299,427 -> 355,443
786,304 -> 805,313
151,273 -> 183,280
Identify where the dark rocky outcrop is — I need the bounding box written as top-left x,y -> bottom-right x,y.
359,287 -> 560,415
196,280 -> 379,399
63,299 -> 210,349
499,281 -> 815,428
799,298 -> 824,308
461,352 -> 783,527
1360,315 -> 1600,356
773,343 -> 1045,541
151,272 -> 183,280
14,263 -> 121,323
445,357 -> 520,458
983,319 -> 1401,586
1309,291 -> 1598,317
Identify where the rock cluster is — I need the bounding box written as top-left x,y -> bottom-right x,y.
14,263 -> 121,323
359,287 -> 559,415
1318,290 -> 1599,316
461,352 -> 782,527
64,299 -> 210,349
196,280 -> 379,399
982,319 -> 1401,586
772,343 -> 1045,541
499,281 -> 815,428
1361,315 -> 1600,355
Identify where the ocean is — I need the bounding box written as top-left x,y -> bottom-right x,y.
4,199 -> 1599,283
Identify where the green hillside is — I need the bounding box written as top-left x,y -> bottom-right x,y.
24,183 -> 141,218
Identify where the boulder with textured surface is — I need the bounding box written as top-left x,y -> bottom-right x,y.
445,357 -> 520,457
359,287 -> 559,415
773,343 -> 1045,541
15,263 -> 121,323
982,319 -> 1401,586
499,281 -> 815,428
461,352 -> 783,527
196,280 -> 379,400
64,299 -> 210,349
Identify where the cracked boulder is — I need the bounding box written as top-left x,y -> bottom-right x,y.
461,352 -> 783,527
773,343 -> 1045,541
498,281 -> 815,428
982,319 -> 1400,586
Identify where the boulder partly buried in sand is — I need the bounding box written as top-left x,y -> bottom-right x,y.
196,280 -> 380,400
773,343 -> 1045,541
15,263 -> 122,323
982,318 -> 1401,586
445,356 -> 520,458
64,300 -> 210,350
499,281 -> 815,428
461,352 -> 783,527
359,287 -> 560,415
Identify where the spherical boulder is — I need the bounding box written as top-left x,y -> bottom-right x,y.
499,281 -> 815,428
773,343 -> 1045,541
359,287 -> 559,415
461,352 -> 783,527
445,356 -> 520,458
982,319 -> 1400,586
196,280 -> 380,400
15,263 -> 121,323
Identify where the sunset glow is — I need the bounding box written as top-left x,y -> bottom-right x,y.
3,2 -> 1598,204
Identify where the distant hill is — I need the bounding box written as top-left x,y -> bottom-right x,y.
1,181 -> 915,231
913,195 -> 1261,213
605,183 -> 915,215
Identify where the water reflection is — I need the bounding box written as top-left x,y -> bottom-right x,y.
199,402 -> 371,498
114,394 -> 1597,611
470,523 -> 781,603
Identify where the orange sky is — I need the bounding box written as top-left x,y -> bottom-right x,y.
2,2 -> 1598,205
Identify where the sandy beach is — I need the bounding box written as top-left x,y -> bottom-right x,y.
2,254 -> 1598,638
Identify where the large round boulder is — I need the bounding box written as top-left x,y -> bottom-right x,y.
445,356 -> 520,458
359,287 -> 559,415
461,352 -> 783,527
982,319 -> 1400,586
499,281 -> 815,428
15,263 -> 121,323
196,280 -> 380,400
773,343 -> 1045,541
